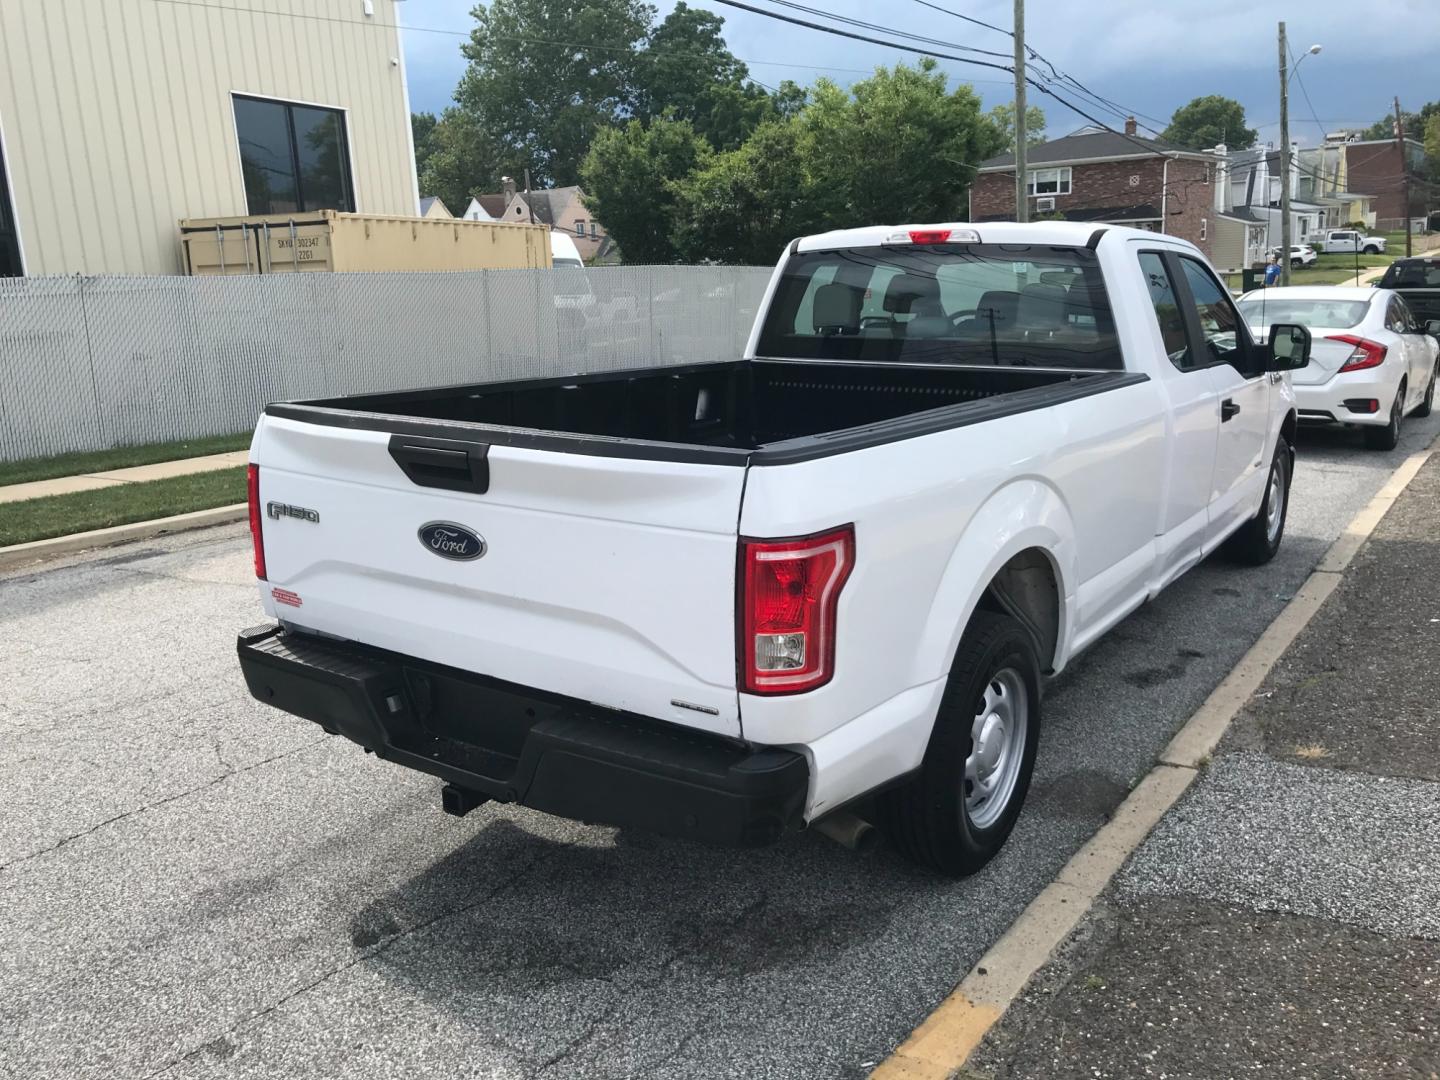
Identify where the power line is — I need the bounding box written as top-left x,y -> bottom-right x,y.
760,0 -> 1013,60
716,0 -> 1239,174
904,0 -> 1171,133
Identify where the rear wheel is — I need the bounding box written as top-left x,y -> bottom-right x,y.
1364,387 -> 1403,450
1223,439 -> 1291,565
1415,370 -> 1436,418
878,611 -> 1041,877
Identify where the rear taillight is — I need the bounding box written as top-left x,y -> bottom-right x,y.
739,525 -> 854,695
1327,335 -> 1388,372
247,463 -> 267,580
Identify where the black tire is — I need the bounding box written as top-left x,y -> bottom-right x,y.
1223,439 -> 1291,565
878,611 -> 1041,877
1291,259 -> 1302,269
1415,371 -> 1435,418
1364,387 -> 1403,450
1363,245 -> 1381,255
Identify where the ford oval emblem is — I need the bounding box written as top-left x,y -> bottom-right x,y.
418,521 -> 486,561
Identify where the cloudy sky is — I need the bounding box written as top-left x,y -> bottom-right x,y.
401,0 -> 1440,147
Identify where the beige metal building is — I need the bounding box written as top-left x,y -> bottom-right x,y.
0,0 -> 418,277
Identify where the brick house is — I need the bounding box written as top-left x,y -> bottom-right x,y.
969,121 -> 1224,261
1341,138 -> 1427,228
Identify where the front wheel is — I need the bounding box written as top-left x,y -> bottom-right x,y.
878,611 -> 1041,877
1364,388 -> 1403,450
1223,440 -> 1291,565
1363,245 -> 1381,255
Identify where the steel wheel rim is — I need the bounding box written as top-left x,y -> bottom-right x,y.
1265,458 -> 1285,544
964,667 -> 1029,830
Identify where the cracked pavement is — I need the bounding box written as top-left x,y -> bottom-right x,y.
2,415 -> 1437,1079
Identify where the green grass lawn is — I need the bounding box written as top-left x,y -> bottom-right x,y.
1313,252 -> 1390,270
0,432 -> 250,488
1,467 -> 246,547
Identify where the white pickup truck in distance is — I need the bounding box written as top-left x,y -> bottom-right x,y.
238,221 -> 1312,876
1310,229 -> 1387,255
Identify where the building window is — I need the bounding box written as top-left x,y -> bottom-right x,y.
234,95 -> 353,215
1026,167 -> 1072,196
1200,218 -> 1208,241
589,222 -> 599,238
575,220 -> 586,236
0,134 -> 20,275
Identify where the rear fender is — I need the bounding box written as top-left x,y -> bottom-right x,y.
914,477 -> 1077,687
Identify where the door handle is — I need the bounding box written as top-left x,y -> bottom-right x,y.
1220,399 -> 1241,422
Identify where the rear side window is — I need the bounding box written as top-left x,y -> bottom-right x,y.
756,244 -> 1122,369
1137,253 -> 1193,370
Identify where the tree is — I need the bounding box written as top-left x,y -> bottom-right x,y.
411,111 -> 439,180
1161,95 -> 1257,151
671,61 -> 1005,264
632,2 -> 771,151
795,60 -> 1005,228
581,119 -> 711,263
986,103 -> 1046,151
453,0 -> 654,187
417,108 -> 513,217
672,120 -> 818,265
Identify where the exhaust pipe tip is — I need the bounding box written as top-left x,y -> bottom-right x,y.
441,783 -> 489,818
813,810 -> 879,854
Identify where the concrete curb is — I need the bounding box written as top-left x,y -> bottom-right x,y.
0,504 -> 247,573
870,445 -> 1436,1080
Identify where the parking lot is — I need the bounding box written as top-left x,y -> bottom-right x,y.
3,414 -> 1437,1080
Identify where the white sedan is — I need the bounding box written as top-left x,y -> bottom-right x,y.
1238,286 -> 1439,450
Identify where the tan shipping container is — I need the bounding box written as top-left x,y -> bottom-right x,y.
179,211 -> 552,275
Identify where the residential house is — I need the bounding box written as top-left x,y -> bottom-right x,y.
476,179 -> 610,262
0,0 -> 419,276
971,120 -> 1223,262
462,195 -> 507,221
1341,138 -> 1427,228
419,197 -> 453,219
1222,140 -> 1379,261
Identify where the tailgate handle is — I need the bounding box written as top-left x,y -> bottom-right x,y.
388,435 -> 490,494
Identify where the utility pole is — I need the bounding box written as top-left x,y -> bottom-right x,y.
1013,0 -> 1028,223
1396,97 -> 1412,257
1278,21 -> 1292,286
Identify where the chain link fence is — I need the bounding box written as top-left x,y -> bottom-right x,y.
0,265 -> 774,462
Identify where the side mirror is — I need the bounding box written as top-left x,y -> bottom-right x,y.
1426,319 -> 1440,337
1266,322 -> 1311,371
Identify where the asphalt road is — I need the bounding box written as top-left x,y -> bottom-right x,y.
3,412 -> 1437,1080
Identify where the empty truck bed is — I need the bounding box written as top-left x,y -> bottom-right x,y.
265,359 -> 1143,465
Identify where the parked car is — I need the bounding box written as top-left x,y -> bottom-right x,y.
1374,256 -> 1440,327
1237,286 -> 1437,450
238,222 -> 1308,877
1270,244 -> 1318,268
1309,229 -> 1387,255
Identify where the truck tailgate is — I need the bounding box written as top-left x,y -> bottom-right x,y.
252,415 -> 745,736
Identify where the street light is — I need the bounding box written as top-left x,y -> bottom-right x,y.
1279,27 -> 1323,286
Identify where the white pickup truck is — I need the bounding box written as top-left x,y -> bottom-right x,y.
238,222 -> 1311,876
1310,229 -> 1387,255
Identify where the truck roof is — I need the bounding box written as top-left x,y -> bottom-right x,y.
793,220 -> 1186,253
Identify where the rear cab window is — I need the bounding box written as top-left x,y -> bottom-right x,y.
1379,260 -> 1440,288
756,243 -> 1122,369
